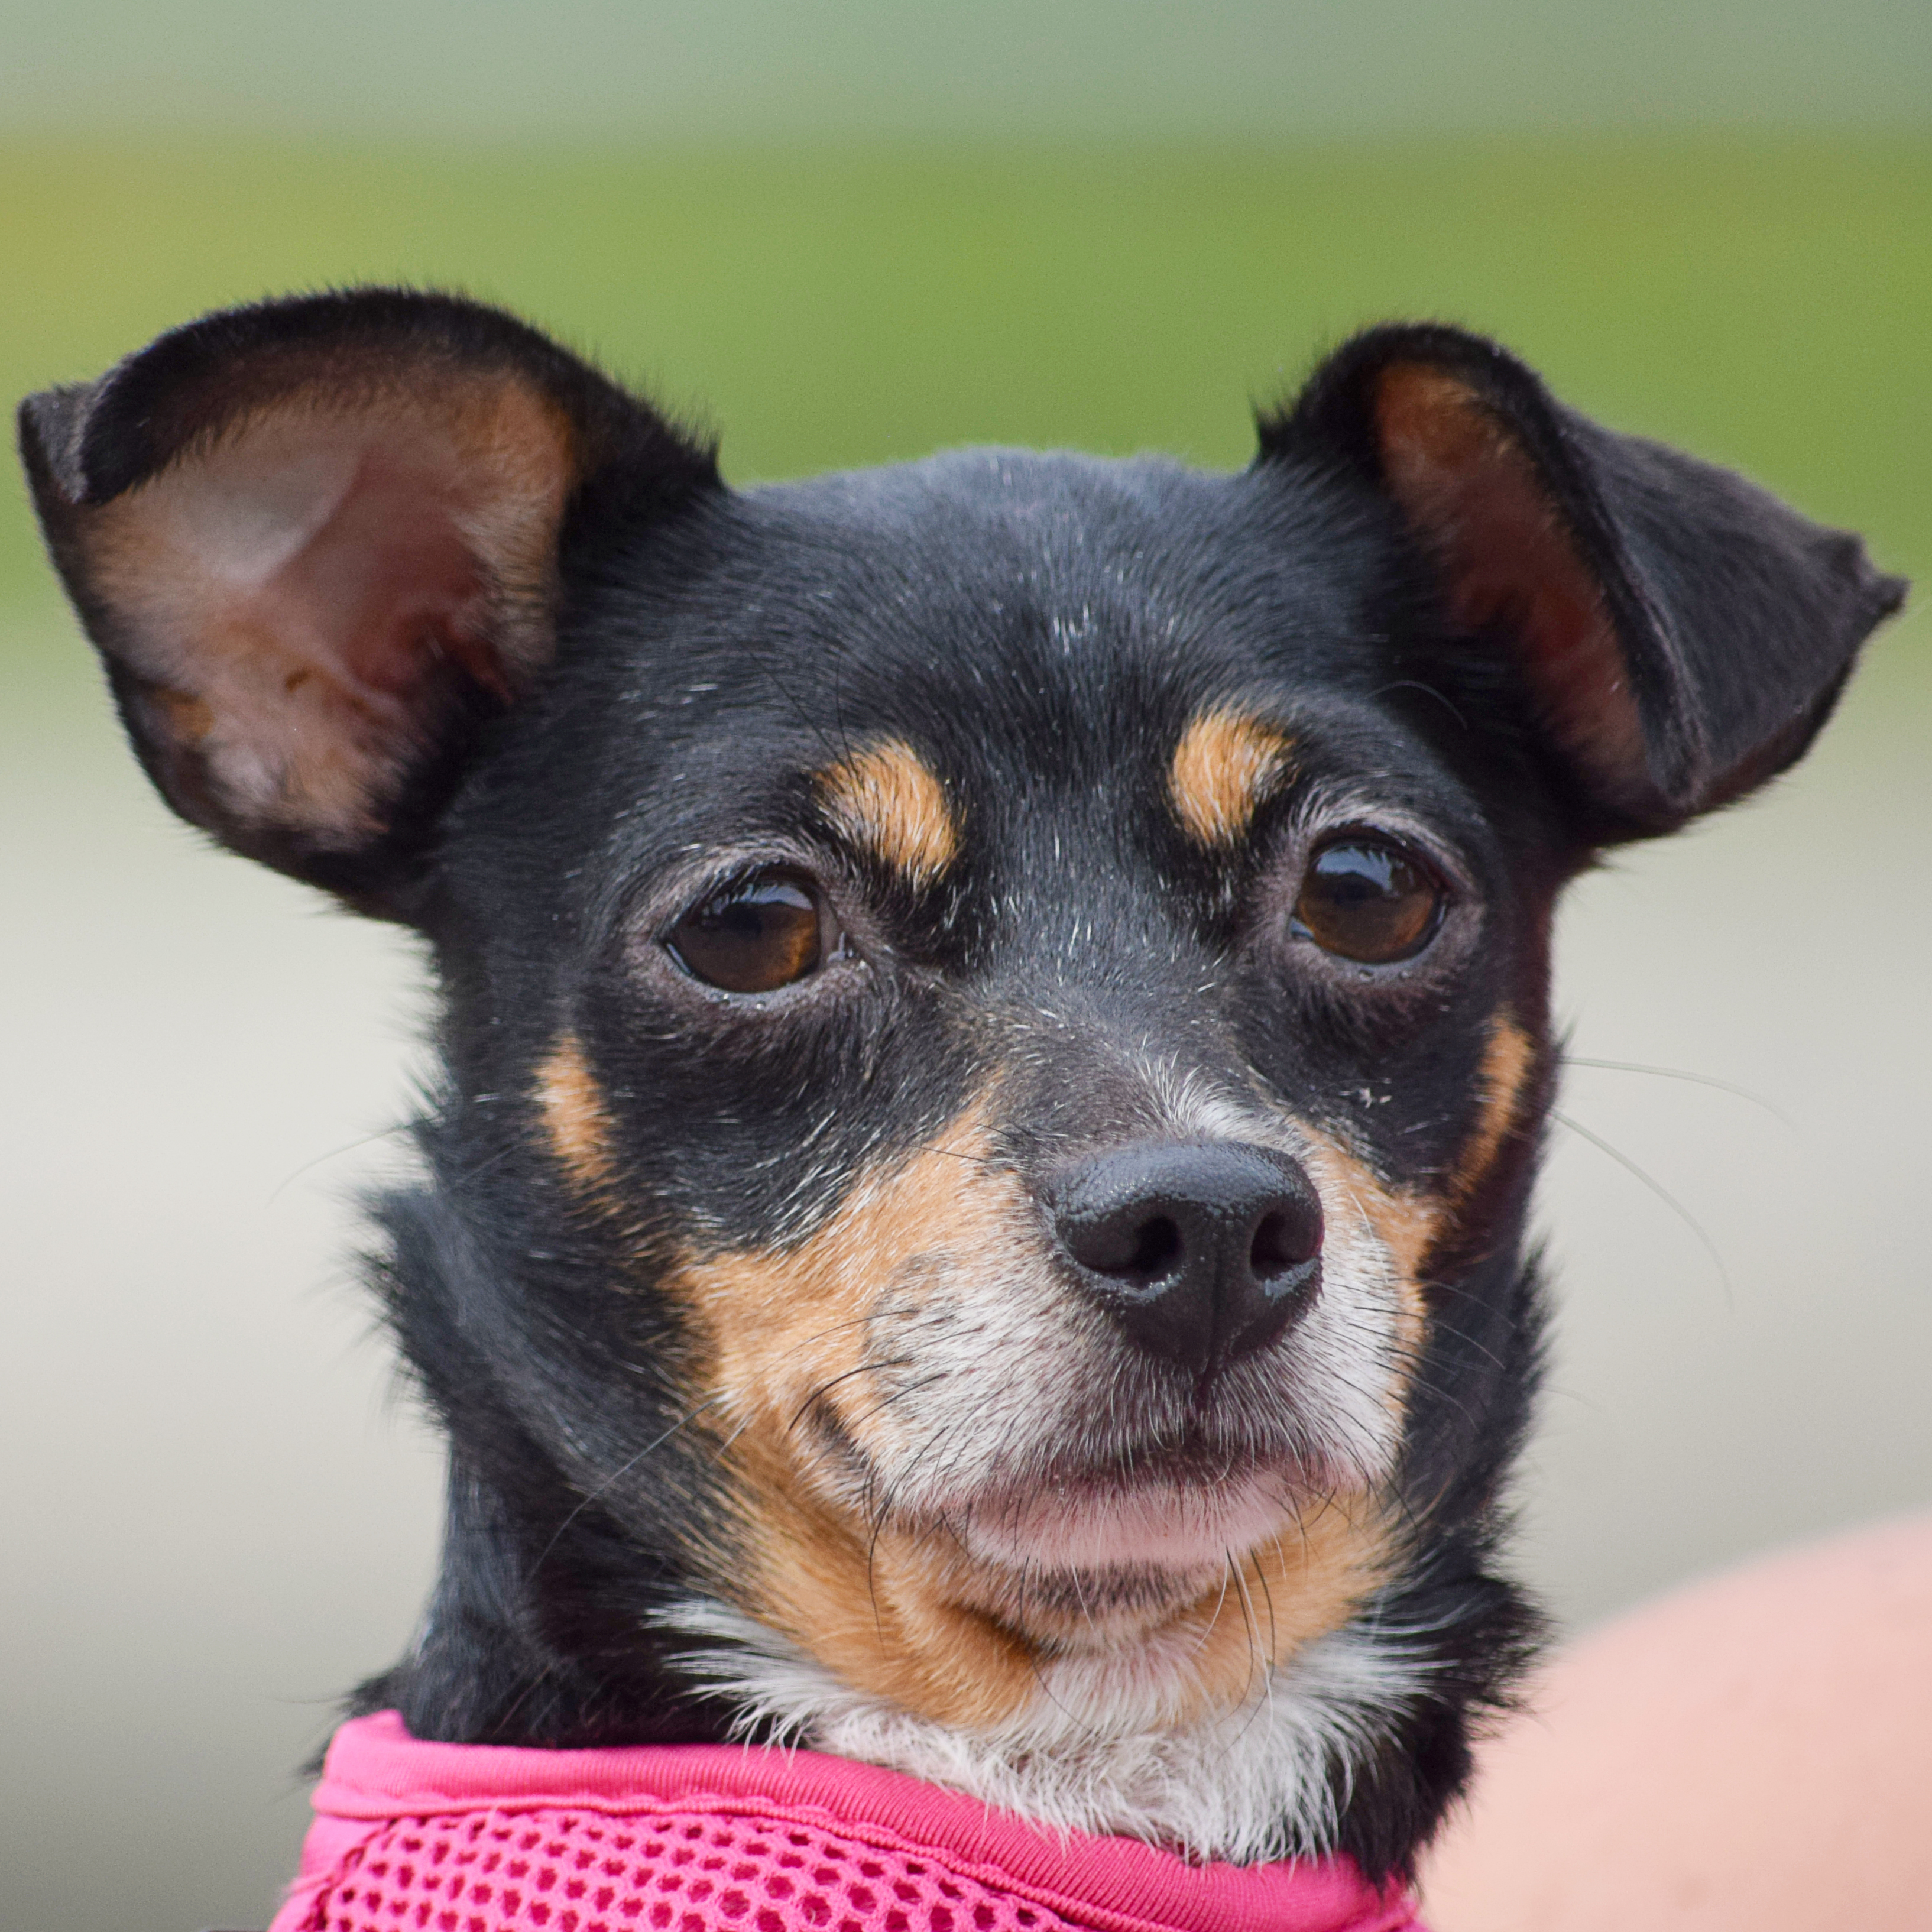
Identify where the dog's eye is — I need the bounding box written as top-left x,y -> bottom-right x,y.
1292,837 -> 1444,964
667,871 -> 837,993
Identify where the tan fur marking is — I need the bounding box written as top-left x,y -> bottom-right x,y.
1163,1496 -> 1390,1693
816,741 -> 958,883
151,687 -> 215,745
1297,1131 -> 1437,1375
535,1032 -> 616,1192
724,1432 -> 1042,1731
1169,708 -> 1292,846
670,1105 -> 1036,1727
1449,1012 -> 1536,1202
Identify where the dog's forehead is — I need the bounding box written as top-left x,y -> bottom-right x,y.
579,445 -> 1422,828
737,445 -> 1389,693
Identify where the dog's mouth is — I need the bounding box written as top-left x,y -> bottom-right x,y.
802,1360 -> 1366,1582
907,1440 -> 1359,1646
959,1464 -> 1295,1573
919,1425 -> 1351,1590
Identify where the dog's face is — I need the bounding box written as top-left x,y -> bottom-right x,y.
21,293 -> 1902,1873
503,449 -> 1549,1730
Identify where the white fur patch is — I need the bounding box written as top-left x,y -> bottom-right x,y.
663,1595 -> 1430,1863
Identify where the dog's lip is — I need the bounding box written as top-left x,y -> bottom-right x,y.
935,1434 -> 1346,1574
987,1429 -> 1331,1498
957,1464 -> 1298,1575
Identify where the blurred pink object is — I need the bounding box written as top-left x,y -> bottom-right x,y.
269,1710 -> 1424,1932
1422,1512 -> 1932,1930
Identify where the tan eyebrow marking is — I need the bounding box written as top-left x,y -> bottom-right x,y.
815,738 -> 959,883
1169,706 -> 1294,845
534,1031 -> 615,1193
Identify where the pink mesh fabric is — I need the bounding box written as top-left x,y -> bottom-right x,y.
270,1714 -> 1425,1932
302,1801 -> 1081,1932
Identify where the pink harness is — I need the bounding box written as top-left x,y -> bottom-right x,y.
271,1712 -> 1427,1932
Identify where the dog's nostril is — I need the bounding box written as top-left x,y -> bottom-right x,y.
1250,1207 -> 1320,1283
1060,1208 -> 1184,1281
1250,1210 -> 1292,1279
1122,1214 -> 1184,1281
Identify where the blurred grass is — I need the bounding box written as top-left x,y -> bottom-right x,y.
4,135 -> 1925,688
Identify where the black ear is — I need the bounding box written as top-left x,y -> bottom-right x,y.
1261,324 -> 1907,839
20,288 -> 719,913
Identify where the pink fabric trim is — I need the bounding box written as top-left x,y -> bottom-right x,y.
270,1711 -> 1425,1932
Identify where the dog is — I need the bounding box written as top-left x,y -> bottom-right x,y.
20,290 -> 1905,1921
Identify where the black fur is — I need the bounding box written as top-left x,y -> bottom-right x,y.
19,291 -> 1906,1885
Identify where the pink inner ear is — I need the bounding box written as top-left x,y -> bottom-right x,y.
271,442 -> 508,705
1373,365 -> 1648,805
84,379 -> 574,847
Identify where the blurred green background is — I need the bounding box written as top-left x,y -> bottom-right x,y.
4,135 -> 1929,624
3,5 -> 1928,1928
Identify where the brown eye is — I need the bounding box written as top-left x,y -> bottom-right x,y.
1292,837 -> 1444,964
667,871 -> 834,993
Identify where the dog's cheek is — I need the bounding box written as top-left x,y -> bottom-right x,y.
651,1100 -> 1049,1727
1295,1007 -> 1539,1447
664,1100 -> 1001,1463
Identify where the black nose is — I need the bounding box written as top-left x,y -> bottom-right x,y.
1046,1140 -> 1325,1377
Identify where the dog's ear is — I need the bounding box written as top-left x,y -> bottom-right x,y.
20,289 -> 719,913
1262,324 -> 1906,839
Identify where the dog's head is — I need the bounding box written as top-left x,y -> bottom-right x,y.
21,291 -> 1904,1872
